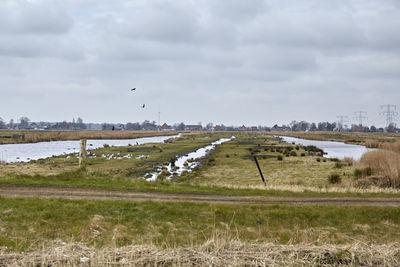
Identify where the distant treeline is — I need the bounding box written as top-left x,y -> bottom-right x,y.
0,117 -> 398,133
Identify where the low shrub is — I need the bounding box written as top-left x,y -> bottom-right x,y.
334,162 -> 344,169
342,157 -> 354,166
304,145 -> 324,154
328,173 -> 341,184
300,153 -> 306,157
206,158 -> 216,166
290,151 -> 297,157
277,155 -> 283,161
354,168 -> 373,179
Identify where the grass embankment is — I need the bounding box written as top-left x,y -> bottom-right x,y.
0,130 -> 177,144
1,197 -> 399,252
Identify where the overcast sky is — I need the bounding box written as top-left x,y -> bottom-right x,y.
1,0 -> 399,127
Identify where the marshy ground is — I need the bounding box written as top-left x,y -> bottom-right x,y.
0,131 -> 400,266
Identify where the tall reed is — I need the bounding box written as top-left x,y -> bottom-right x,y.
358,149 -> 400,188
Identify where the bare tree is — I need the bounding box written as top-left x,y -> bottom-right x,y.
0,117 -> 6,129
19,117 -> 30,129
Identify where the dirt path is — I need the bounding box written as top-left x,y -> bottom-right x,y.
1,185 -> 400,206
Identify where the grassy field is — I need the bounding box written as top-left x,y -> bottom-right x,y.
2,132 -> 399,196
1,197 -> 400,252
1,131 -> 400,195
190,133 -> 355,189
1,131 -> 400,265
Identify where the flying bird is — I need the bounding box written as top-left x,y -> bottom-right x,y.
142,104 -> 145,108
131,88 -> 136,91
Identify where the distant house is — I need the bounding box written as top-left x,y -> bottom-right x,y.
29,122 -> 39,130
251,126 -> 258,131
238,125 -> 247,131
161,123 -> 171,131
114,124 -> 125,131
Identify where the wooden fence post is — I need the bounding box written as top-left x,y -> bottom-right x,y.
253,155 -> 266,186
79,139 -> 87,168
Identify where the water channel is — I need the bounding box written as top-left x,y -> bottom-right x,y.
0,134 -> 181,163
279,136 -> 372,160
146,136 -> 235,181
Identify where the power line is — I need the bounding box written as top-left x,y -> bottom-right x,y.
158,111 -> 161,131
354,111 -> 367,126
336,115 -> 348,130
380,104 -> 398,127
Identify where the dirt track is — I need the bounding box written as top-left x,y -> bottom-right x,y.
1,185 -> 400,206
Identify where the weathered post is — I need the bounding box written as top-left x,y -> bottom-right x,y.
79,139 -> 87,168
253,155 -> 266,186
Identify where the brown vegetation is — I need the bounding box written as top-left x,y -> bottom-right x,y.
358,140 -> 400,188
1,240 -> 399,266
364,139 -> 380,148
380,138 -> 400,153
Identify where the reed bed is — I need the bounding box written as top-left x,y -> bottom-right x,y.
1,240 -> 399,266
357,139 -> 400,188
380,138 -> 400,153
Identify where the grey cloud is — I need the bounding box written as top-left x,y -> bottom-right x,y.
118,1 -> 198,43
0,34 -> 84,59
206,0 -> 267,22
242,9 -> 366,54
0,0 -> 72,35
1,0 -> 400,127
0,0 -> 80,59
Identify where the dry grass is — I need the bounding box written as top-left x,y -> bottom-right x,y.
358,150 -> 400,188
198,180 -> 400,194
1,240 -> 399,266
365,139 -> 380,148
380,138 -> 400,153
